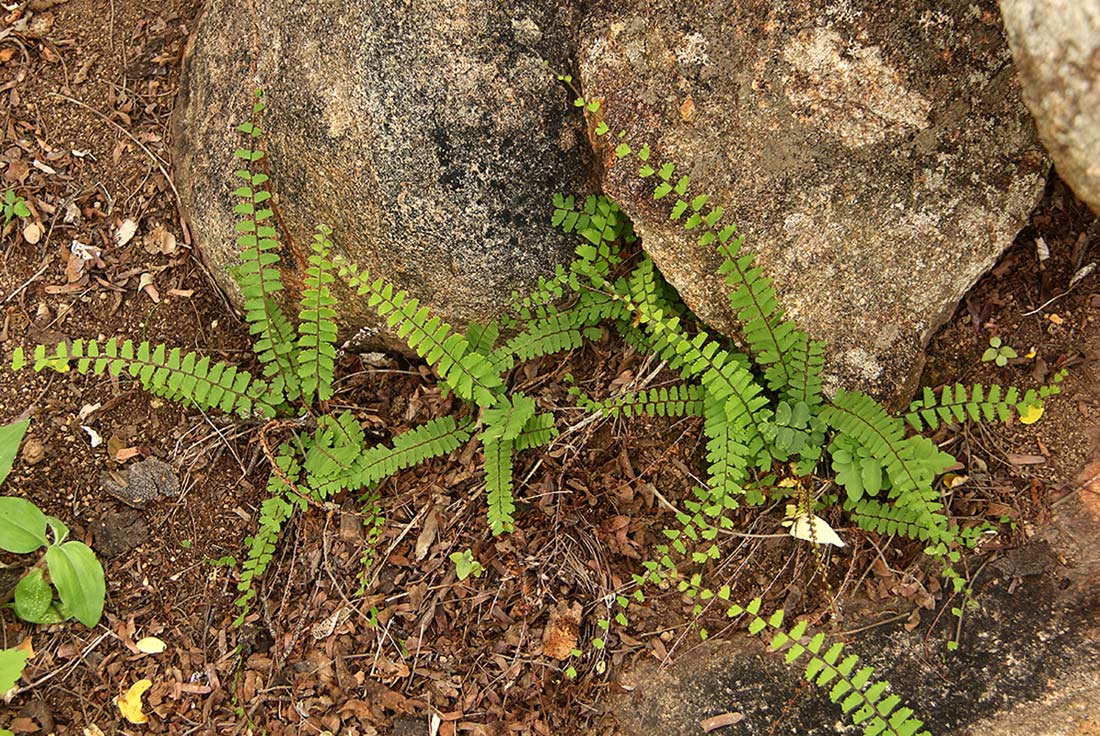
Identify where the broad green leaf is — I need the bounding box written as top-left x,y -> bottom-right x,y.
44,515 -> 69,544
0,497 -> 48,553
13,568 -> 53,622
0,420 -> 30,484
0,647 -> 28,693
45,541 -> 105,628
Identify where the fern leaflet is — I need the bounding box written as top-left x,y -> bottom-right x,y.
296,226 -> 339,404
585,106 -> 826,407
731,599 -> 931,736
513,412 -> 559,451
571,383 -> 705,419
484,436 -> 515,536
821,390 -> 953,540
235,443 -> 306,623
14,340 -> 276,418
233,102 -> 300,401
339,263 -> 504,408
904,382 -> 1045,431
314,416 -> 475,499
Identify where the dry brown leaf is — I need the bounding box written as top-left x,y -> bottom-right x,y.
138,272 -> 160,303
73,54 -> 96,85
414,509 -> 440,561
115,218 -> 138,247
541,601 -> 581,659
5,159 -> 29,183
20,437 -> 45,465
142,222 -> 176,255
700,712 -> 745,732
904,608 -> 922,632
679,95 -> 696,122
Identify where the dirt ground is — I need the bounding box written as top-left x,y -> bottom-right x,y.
0,1 -> 1097,734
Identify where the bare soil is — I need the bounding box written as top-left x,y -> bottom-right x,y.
0,1 -> 1097,735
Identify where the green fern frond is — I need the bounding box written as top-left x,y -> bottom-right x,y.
465,320 -> 501,356
513,412 -> 558,451
484,436 -> 515,536
844,497 -> 950,543
492,291 -> 621,372
303,411 -> 365,491
14,340 -> 276,418
573,383 -> 705,419
235,443 -> 307,624
296,225 -> 339,404
904,382 -> 1042,431
314,416 -> 475,498
657,390 -> 755,563
340,264 -> 504,408
701,389 -> 749,510
584,110 -> 825,407
617,266 -> 773,467
782,333 -> 828,408
715,233 -> 823,404
480,394 -> 539,531
606,259 -> 688,372
356,489 -> 386,595
232,102 -> 300,401
822,390 -> 953,540
481,393 -> 538,444
500,193 -> 631,331
730,599 -> 931,736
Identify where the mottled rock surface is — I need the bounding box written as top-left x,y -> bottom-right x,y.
1000,0 -> 1100,213
173,0 -> 594,342
578,0 -> 1047,406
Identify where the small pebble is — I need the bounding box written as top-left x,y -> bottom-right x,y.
21,437 -> 46,465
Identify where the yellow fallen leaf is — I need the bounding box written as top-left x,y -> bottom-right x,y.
782,504 -> 846,547
116,679 -> 152,724
84,725 -> 106,736
1018,404 -> 1044,425
135,637 -> 166,654
942,473 -> 969,489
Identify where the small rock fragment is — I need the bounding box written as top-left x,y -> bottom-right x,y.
20,437 -> 45,466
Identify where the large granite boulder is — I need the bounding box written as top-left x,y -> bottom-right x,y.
172,0 -> 594,344
1000,0 -> 1100,213
578,0 -> 1047,406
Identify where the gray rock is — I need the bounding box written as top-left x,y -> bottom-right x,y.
1000,0 -> 1100,213
578,0 -> 1047,407
172,0 -> 595,345
100,456 -> 181,509
91,509 -> 150,557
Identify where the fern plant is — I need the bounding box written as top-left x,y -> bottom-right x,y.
6,85 -> 1064,735
532,82 -> 1064,735
7,93 -> 480,625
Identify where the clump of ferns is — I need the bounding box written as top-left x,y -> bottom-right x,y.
9,86 -> 1063,735
542,81 -> 1062,735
